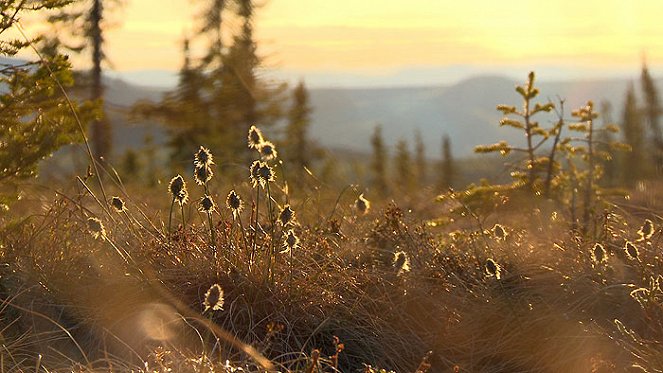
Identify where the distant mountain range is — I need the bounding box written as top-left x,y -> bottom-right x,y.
3,55 -> 657,158
101,73 -> 658,158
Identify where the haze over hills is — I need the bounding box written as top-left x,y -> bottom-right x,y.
103,73 -> 656,158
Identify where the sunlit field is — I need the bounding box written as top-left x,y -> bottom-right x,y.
2,1 -> 663,372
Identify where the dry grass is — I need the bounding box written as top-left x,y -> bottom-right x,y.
1,149 -> 663,372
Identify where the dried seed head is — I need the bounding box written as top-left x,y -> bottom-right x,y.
194,164 -> 213,185
194,146 -> 214,167
87,217 -> 106,240
169,175 -> 185,198
591,243 -> 607,265
257,163 -> 275,188
175,187 -> 188,206
625,241 -> 639,261
248,125 -> 264,149
199,195 -> 215,213
638,219 -> 655,241
250,160 -> 263,188
279,205 -> 295,226
203,284 -> 224,312
226,190 -> 243,216
259,141 -> 278,161
282,229 -> 300,253
393,250 -> 411,275
485,258 -> 501,280
492,224 -> 508,241
355,194 -> 370,215
110,196 -> 126,212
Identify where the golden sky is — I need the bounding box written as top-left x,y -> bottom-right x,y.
23,0 -> 663,74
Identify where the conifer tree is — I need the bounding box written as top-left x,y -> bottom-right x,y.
394,138 -> 415,192
46,0 -> 123,163
0,1 -> 91,184
439,134 -> 455,190
640,63 -> 663,174
621,84 -> 646,186
132,38 -> 210,167
414,129 -> 426,186
285,81 -> 312,174
189,0 -> 285,164
370,125 -> 389,194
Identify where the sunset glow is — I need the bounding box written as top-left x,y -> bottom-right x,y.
23,0 -> 663,74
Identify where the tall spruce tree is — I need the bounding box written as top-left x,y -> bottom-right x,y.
46,0 -> 122,163
414,129 -> 426,186
641,63 -> 663,174
439,134 -> 455,190
370,125 -> 389,194
621,84 -> 646,186
285,81 -> 312,174
132,38 -> 210,168
394,138 -> 414,192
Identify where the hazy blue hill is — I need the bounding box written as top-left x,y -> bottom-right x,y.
4,58 -> 655,159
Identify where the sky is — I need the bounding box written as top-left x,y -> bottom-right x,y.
20,0 -> 663,86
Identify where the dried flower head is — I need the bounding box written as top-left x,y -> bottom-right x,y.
226,190 -> 243,217
492,224 -> 508,241
281,229 -> 300,253
194,146 -> 214,167
257,162 -> 275,188
169,175 -> 185,197
393,250 -> 411,275
110,196 -> 126,212
485,258 -> 501,280
355,194 -> 370,215
87,217 -> 106,240
248,125 -> 264,149
175,187 -> 188,206
279,205 -> 295,226
259,141 -> 278,161
625,241 -> 639,261
250,160 -> 263,187
591,243 -> 607,265
194,164 -> 213,185
638,219 -> 655,241
199,195 -> 215,213
203,284 -> 224,312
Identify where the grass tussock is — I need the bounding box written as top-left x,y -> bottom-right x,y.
1,126 -> 663,372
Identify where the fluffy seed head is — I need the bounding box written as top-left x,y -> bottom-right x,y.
492,224 -> 508,241
203,284 -> 224,312
199,195 -> 215,213
625,241 -> 639,261
485,258 -> 501,280
169,175 -> 185,197
248,125 -> 264,149
226,190 -> 243,216
175,188 -> 188,206
393,250 -> 411,276
194,146 -> 214,167
279,205 -> 295,226
257,162 -> 275,188
638,219 -> 655,241
87,217 -> 106,240
194,164 -> 213,185
110,196 -> 126,212
250,160 -> 263,187
591,243 -> 607,265
282,229 -> 300,253
259,141 -> 278,161
355,194 -> 370,215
